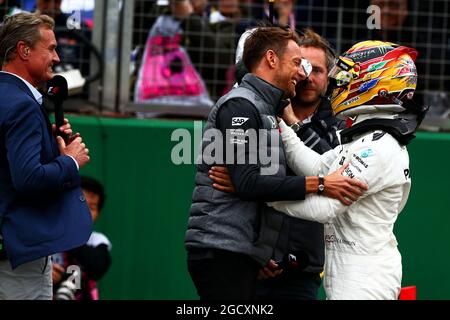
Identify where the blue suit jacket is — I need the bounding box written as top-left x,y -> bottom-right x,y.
0,72 -> 92,268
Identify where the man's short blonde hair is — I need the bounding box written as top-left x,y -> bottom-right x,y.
298,28 -> 336,72
0,12 -> 55,66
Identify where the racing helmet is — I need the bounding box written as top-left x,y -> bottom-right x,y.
328,40 -> 418,118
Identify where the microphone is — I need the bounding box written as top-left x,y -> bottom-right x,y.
274,250 -> 310,271
47,75 -> 68,141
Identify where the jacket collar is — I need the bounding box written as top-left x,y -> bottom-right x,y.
0,72 -> 41,105
241,73 -> 289,115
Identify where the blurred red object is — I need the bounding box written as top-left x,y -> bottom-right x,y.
399,286 -> 416,300
345,118 -> 353,128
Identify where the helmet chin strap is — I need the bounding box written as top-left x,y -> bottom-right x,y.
339,94 -> 430,146
353,112 -> 398,122
340,117 -> 420,145
379,89 -> 429,117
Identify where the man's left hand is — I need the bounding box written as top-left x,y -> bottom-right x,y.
209,166 -> 235,193
52,118 -> 80,144
52,263 -> 65,285
258,259 -> 283,280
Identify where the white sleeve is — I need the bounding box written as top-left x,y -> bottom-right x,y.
268,195 -> 344,223
269,139 -> 386,223
279,120 -> 336,176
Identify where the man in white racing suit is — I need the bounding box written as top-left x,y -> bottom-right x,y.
272,114 -> 409,299
269,40 -> 428,300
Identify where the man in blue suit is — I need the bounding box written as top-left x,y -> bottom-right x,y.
0,12 -> 92,299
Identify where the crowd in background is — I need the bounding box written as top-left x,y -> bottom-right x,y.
133,0 -> 450,115
1,0 -> 448,114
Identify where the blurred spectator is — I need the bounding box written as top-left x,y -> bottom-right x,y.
369,0 -> 412,43
35,0 -> 92,82
209,0 -> 240,23
134,0 -> 214,107
179,1 -> 217,96
0,0 -> 22,20
368,0 -> 450,115
295,0 -> 340,45
152,0 -> 235,100
190,0 -> 210,18
52,176 -> 112,300
208,0 -> 248,97
133,0 -> 449,109
133,1 -> 169,47
264,0 -> 296,28
373,0 -> 408,31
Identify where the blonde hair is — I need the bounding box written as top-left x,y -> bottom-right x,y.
0,12 -> 55,66
298,28 -> 335,72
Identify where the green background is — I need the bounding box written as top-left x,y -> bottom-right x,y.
68,115 -> 450,300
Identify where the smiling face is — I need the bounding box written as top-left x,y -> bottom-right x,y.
273,39 -> 306,99
27,26 -> 60,86
292,46 -> 329,107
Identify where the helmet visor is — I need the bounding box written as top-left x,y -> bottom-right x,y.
328,56 -> 356,87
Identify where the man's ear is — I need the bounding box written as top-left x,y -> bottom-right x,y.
266,49 -> 278,69
17,41 -> 30,60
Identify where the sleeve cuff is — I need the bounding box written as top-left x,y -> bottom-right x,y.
278,119 -> 289,131
67,155 -> 79,171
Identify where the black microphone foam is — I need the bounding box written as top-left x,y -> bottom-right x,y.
47,75 -> 68,139
47,75 -> 68,104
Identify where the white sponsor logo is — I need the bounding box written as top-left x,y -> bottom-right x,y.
325,234 -> 356,246
342,96 -> 360,106
229,138 -> 247,145
229,129 -> 245,136
170,121 -> 281,175
232,117 -> 249,126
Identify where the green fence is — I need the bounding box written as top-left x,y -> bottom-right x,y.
69,115 -> 450,300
